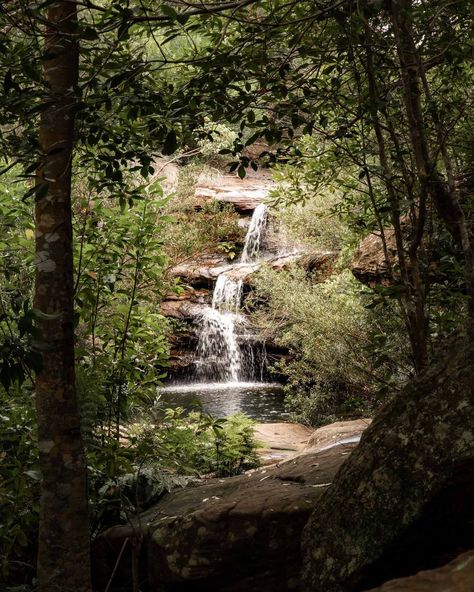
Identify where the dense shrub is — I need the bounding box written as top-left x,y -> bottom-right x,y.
87,408 -> 259,532
1,382 -> 260,575
251,267 -> 410,425
0,387 -> 38,584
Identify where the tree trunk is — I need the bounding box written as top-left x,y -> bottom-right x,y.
390,0 -> 474,329
362,23 -> 428,371
34,3 -> 92,592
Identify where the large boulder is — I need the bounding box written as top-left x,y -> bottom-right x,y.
301,330 -> 474,591
93,421 -> 370,592
365,550 -> 474,592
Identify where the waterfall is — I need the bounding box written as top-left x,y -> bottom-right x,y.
190,203 -> 270,384
212,274 -> 243,312
195,274 -> 244,382
195,307 -> 243,382
241,203 -> 268,263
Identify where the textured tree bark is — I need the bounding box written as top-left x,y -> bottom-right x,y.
34,3 -> 92,592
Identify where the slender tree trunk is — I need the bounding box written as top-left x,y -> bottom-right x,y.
390,0 -> 474,330
34,3 -> 92,592
363,22 -> 428,370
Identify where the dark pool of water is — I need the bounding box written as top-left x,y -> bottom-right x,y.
157,381 -> 289,422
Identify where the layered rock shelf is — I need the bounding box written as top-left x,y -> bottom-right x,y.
194,172 -> 274,214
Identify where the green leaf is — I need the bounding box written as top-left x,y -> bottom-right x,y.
160,4 -> 179,19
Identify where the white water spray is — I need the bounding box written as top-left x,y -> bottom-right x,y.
241,203 -> 269,263
212,274 -> 243,312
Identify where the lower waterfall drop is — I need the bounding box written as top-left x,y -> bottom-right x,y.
195,307 -> 243,383
194,274 -> 244,382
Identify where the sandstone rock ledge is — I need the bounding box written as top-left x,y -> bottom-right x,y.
93,421 -> 369,592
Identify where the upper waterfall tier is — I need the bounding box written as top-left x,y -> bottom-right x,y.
241,204 -> 269,263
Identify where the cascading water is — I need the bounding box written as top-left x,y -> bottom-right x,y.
240,203 -> 268,263
195,275 -> 244,382
159,199 -> 287,420
191,203 -> 269,383
212,274 -> 243,312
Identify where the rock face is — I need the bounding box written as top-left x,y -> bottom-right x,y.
161,288 -> 210,320
365,550 -> 474,592
168,251 -> 337,293
351,230 -> 396,286
195,173 -> 273,214
301,330 -> 474,591
93,421 -> 370,592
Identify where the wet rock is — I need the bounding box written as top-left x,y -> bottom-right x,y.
365,550 -> 474,592
301,330 -> 474,591
170,256 -> 230,288
303,418 -> 372,453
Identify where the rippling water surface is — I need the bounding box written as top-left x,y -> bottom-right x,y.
157,382 -> 288,421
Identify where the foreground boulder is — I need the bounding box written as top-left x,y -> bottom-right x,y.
93,421 -> 369,592
301,331 -> 474,591
365,550 -> 474,592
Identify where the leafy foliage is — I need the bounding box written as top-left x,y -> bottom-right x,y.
0,386 -> 38,583
73,184 -> 172,433
162,164 -> 245,264
251,267 -> 410,425
0,0 -> 473,587
87,407 -> 259,532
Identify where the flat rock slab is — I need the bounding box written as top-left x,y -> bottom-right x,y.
365,550 -> 474,591
195,174 -> 273,213
254,422 -> 314,463
303,418 -> 372,453
253,419 -> 372,463
169,253 -> 309,286
94,442 -> 357,592
254,422 -> 313,452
